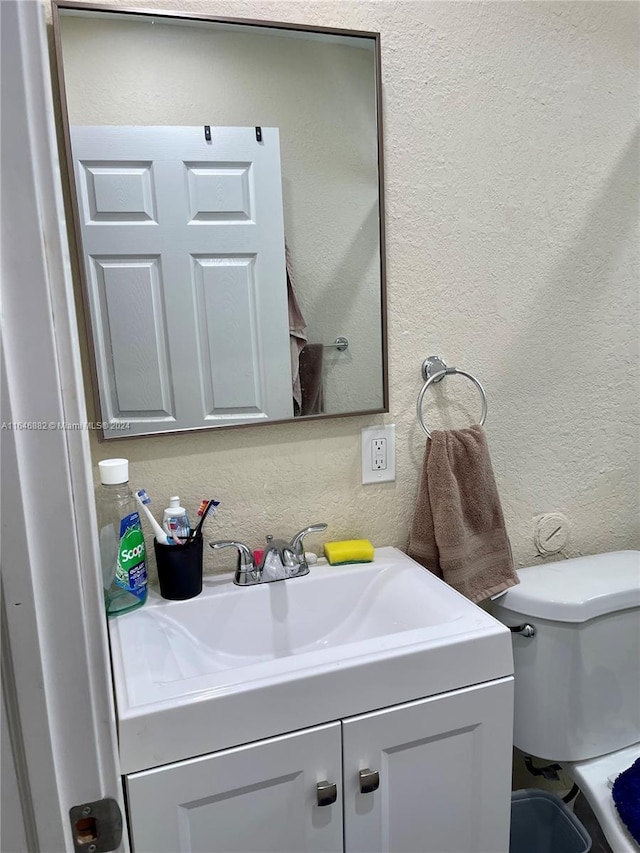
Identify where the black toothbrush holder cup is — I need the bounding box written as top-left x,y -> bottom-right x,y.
154,533 -> 203,600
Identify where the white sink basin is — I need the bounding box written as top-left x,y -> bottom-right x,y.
110,547 -> 513,773
131,552 -> 463,679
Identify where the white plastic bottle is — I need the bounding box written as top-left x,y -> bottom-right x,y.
97,458 -> 147,616
163,496 -> 191,540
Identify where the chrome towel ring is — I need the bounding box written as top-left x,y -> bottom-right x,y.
417,355 -> 488,439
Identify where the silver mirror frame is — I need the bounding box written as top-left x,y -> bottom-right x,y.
50,0 -> 389,441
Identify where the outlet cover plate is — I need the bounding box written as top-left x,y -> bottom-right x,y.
361,424 -> 396,484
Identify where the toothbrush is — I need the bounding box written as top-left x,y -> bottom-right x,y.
189,499 -> 219,541
135,489 -> 174,546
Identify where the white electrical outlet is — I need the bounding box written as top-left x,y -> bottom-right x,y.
361,424 -> 395,484
372,438 -> 387,470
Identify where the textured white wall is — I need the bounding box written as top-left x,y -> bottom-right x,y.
59,15 -> 382,413
50,0 -> 639,581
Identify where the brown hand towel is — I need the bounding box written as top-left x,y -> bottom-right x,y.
298,343 -> 324,416
407,424 -> 519,603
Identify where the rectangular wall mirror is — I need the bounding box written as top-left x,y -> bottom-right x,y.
51,2 -> 388,439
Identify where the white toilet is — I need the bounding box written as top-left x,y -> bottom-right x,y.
492,550 -> 640,853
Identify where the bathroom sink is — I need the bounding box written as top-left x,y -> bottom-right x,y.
109,546 -> 513,773
123,551 -> 464,679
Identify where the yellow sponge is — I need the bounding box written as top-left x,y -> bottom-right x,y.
324,539 -> 374,566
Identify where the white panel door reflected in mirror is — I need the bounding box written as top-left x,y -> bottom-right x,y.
71,125 -> 293,437
53,4 -> 388,438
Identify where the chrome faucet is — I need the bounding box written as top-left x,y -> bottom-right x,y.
210,523 -> 327,586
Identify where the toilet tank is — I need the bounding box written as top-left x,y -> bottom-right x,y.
492,551 -> 640,763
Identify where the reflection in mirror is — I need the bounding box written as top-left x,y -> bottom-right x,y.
53,4 -> 387,438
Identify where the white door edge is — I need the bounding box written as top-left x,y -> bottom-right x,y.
1,2 -> 125,851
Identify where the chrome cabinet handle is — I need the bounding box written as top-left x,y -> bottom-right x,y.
316,780 -> 337,807
359,768 -> 380,793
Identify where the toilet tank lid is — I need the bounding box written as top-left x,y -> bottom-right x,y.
493,551 -> 640,622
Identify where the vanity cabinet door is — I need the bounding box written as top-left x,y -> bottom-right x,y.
126,722 -> 343,853
342,678 -> 514,853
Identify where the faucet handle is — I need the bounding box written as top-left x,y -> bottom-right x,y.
290,523 -> 328,557
209,540 -> 254,565
210,540 -> 260,588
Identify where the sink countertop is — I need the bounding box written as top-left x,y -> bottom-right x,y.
109,547 -> 514,773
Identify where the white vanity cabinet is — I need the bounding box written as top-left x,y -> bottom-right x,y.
125,678 -> 513,853
111,549 -> 516,852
